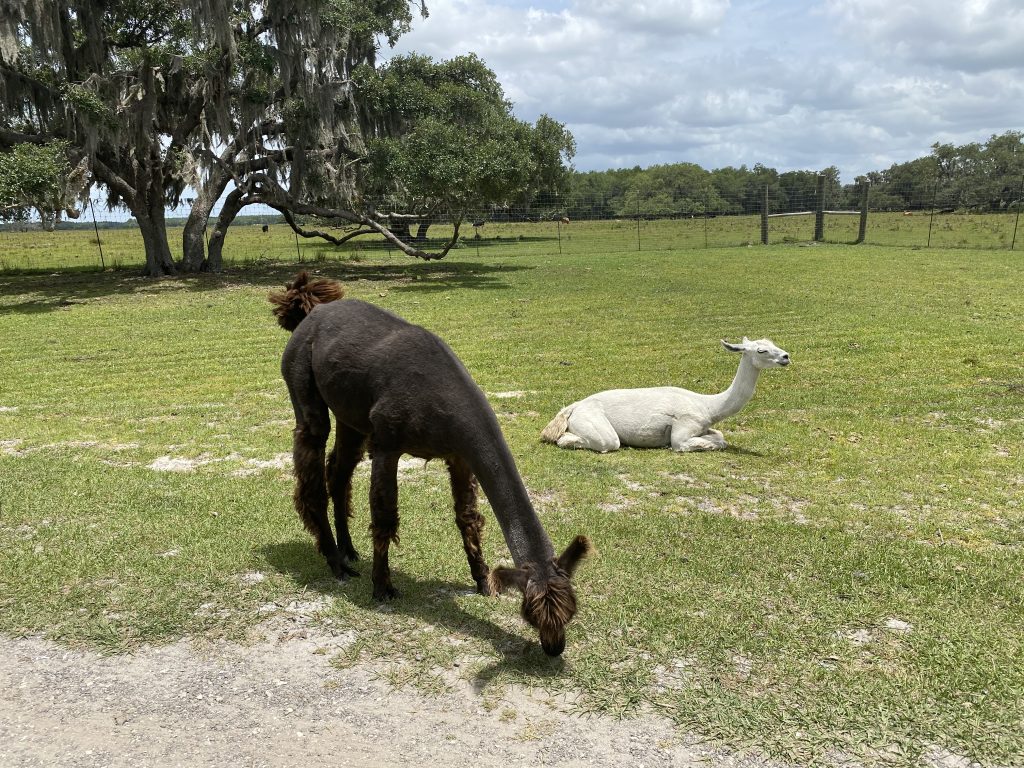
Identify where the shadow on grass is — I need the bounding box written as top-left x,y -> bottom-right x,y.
261,539 -> 566,682
0,258 -> 533,316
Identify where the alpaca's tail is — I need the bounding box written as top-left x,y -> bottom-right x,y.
268,271 -> 345,332
540,405 -> 574,443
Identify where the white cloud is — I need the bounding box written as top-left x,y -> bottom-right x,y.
587,0 -> 730,35
385,0 -> 1024,180
825,0 -> 1024,72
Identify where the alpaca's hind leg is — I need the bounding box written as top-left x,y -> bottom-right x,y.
293,424 -> 356,579
327,424 -> 365,566
447,458 -> 490,595
368,449 -> 401,600
561,402 -> 621,452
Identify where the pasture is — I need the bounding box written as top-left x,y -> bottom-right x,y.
0,209 -> 1020,273
0,244 -> 1022,765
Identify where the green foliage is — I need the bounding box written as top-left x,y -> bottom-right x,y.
321,0 -> 417,46
359,53 -> 575,218
569,132 -> 1024,219
60,82 -> 115,126
0,141 -> 75,222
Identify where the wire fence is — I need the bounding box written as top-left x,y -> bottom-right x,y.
1,175 -> 1021,273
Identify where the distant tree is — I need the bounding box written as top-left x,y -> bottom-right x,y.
743,164 -> 780,214
708,166 -> 749,214
877,156 -> 938,210
0,140 -> 89,228
0,1 -> 428,275
567,167 -> 639,218
617,162 -> 723,218
971,131 -> 1024,211
355,53 -> 575,241
193,0 -> 424,270
0,1 -> 230,275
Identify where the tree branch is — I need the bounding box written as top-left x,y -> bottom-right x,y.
242,172 -> 463,260
90,155 -> 137,206
0,129 -> 55,148
279,208 -> 377,245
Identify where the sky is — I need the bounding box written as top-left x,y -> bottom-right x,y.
383,0 -> 1024,183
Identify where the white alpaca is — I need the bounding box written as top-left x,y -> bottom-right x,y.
541,338 -> 790,453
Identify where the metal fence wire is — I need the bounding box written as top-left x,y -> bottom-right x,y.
1,175 -> 1021,272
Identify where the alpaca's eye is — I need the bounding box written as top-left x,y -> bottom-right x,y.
757,349 -> 766,354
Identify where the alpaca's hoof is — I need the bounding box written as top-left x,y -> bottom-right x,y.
329,558 -> 360,581
373,583 -> 399,601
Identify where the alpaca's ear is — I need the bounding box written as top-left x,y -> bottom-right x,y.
488,566 -> 529,595
721,339 -> 743,353
557,535 -> 593,577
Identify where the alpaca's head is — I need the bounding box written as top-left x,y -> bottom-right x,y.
722,337 -> 790,369
268,271 -> 345,331
489,536 -> 592,657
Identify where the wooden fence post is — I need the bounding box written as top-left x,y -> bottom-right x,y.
927,179 -> 938,248
814,174 -> 825,241
1011,174 -> 1023,251
761,184 -> 769,245
857,181 -> 869,244
635,195 -> 641,251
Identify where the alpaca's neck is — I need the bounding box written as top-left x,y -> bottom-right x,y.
469,432 -> 554,568
703,355 -> 761,424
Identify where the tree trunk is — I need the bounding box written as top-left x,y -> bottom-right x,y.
182,165 -> 234,272
181,199 -> 213,272
136,202 -> 177,277
415,221 -> 430,242
206,189 -> 247,271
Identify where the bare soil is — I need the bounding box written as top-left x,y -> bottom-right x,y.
0,617 -> 777,768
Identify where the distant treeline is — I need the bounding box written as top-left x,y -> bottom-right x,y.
4,132 -> 1021,232
562,130 -> 1024,217
1,213 -> 286,233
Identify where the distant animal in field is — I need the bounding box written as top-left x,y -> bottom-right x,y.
541,337 -> 790,453
262,224 -> 269,232
270,272 -> 591,656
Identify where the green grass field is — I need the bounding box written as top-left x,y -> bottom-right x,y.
1,244 -> 1022,765
0,209 -> 1020,272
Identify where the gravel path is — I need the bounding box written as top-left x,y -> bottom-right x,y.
0,619 -> 769,768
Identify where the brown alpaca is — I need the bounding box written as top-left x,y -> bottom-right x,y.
269,272 -> 591,656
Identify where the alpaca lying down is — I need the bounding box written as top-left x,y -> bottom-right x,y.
541,337 -> 790,453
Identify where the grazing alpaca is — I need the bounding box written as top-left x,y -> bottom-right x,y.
541,337 -> 790,453
270,272 -> 591,656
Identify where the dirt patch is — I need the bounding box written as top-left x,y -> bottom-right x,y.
0,622 -> 766,768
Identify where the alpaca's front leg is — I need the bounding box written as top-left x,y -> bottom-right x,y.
293,425 -> 356,579
369,450 -> 401,600
670,421 -> 726,452
447,458 -> 490,595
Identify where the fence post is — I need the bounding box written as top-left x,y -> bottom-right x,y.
927,179 -> 938,248
1011,174 -> 1023,251
636,194 -> 641,251
857,181 -> 869,244
700,190 -> 708,247
88,198 -> 106,270
760,184 -> 769,245
814,174 -> 825,241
